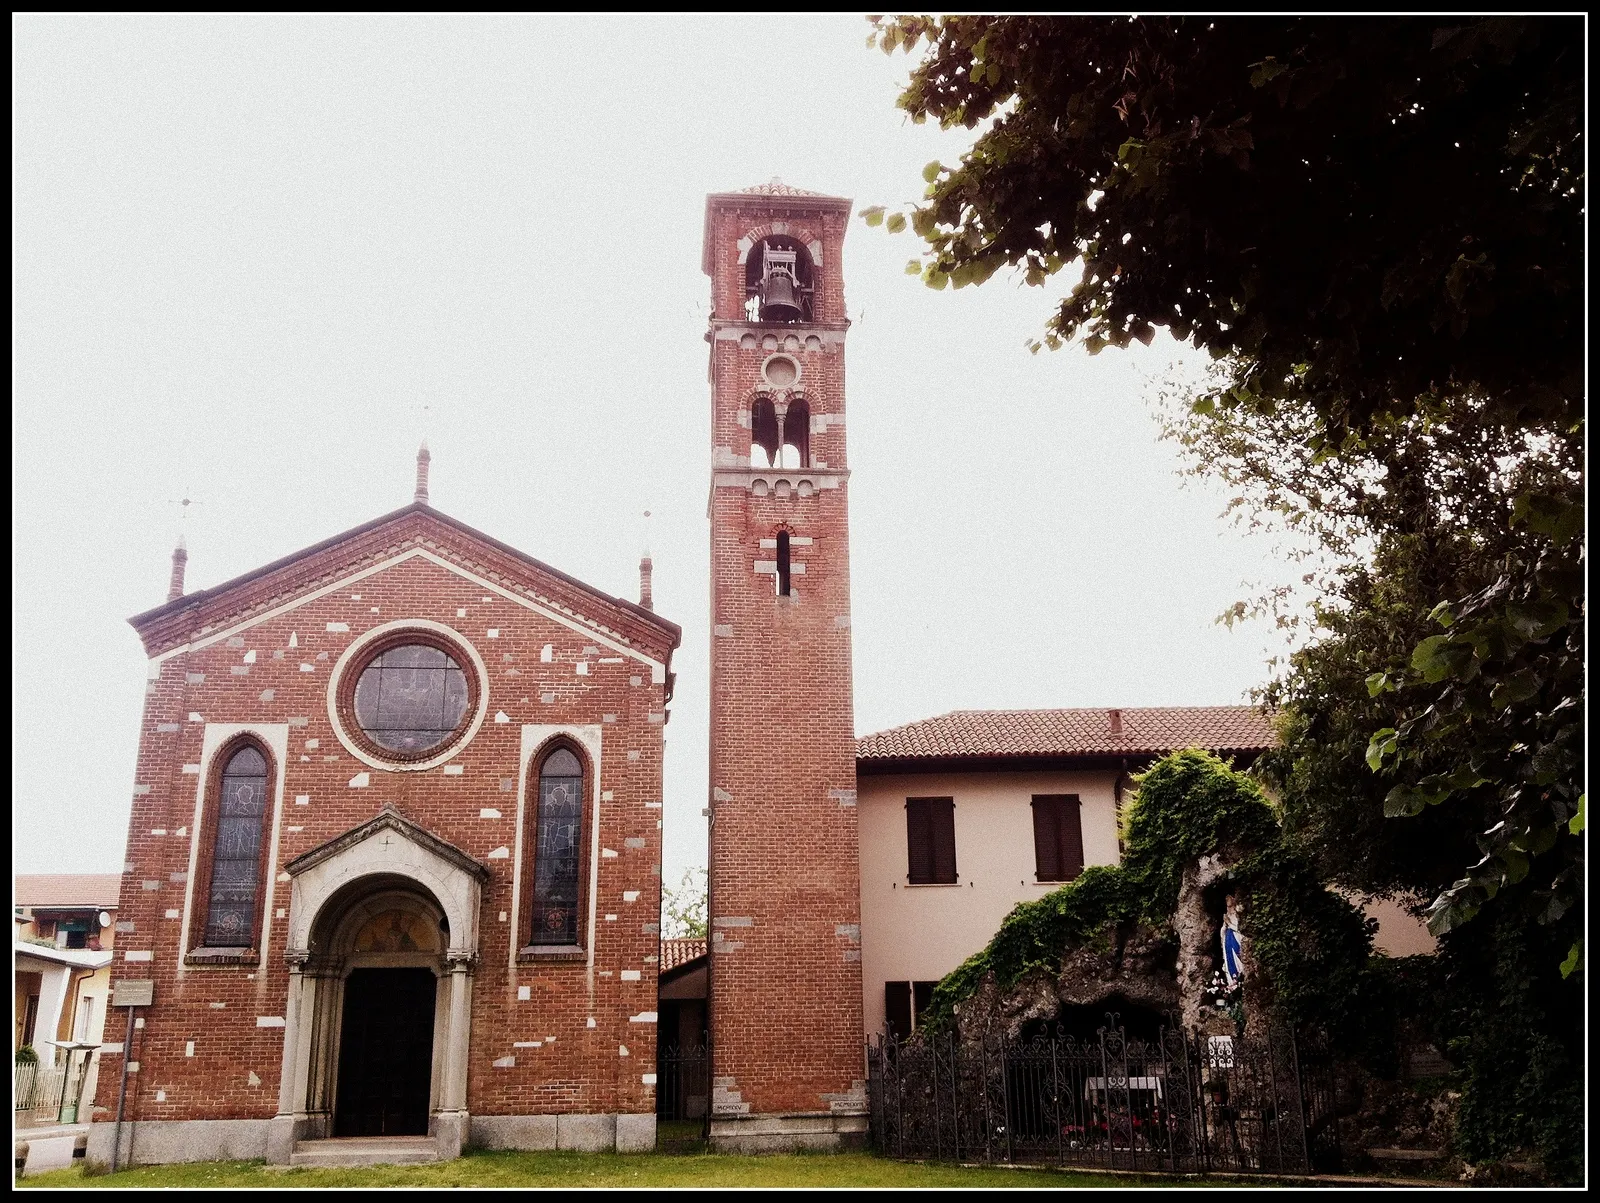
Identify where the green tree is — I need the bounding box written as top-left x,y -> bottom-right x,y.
864,9 -> 1582,960
867,16 -> 1583,1177
662,867 -> 707,940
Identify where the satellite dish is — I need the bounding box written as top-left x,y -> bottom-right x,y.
99,911 -> 112,929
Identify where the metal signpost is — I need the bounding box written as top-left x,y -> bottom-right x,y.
109,980 -> 154,1174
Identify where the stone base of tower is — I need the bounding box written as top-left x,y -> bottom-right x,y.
708,1111 -> 869,1154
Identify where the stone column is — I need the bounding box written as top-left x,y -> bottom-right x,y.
267,949 -> 313,1164
435,949 -> 477,1159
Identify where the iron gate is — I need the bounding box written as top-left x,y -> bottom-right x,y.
867,1017 -> 1337,1174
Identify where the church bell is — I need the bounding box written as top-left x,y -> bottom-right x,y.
758,269 -> 802,322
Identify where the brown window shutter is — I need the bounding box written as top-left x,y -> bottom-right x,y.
1032,797 -> 1061,881
911,981 -> 937,1030
905,799 -> 933,883
1058,795 -> 1085,881
885,981 -> 912,1040
930,798 -> 957,883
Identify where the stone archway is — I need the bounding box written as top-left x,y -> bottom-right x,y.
267,806 -> 489,1164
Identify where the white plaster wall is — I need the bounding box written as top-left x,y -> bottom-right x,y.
1351,893 -> 1439,958
858,769 -> 1123,1039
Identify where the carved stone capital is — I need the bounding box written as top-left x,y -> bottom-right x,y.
445,948 -> 480,973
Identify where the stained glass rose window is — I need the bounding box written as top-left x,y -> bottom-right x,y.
352,643 -> 470,754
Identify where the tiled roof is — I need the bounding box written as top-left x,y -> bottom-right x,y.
14,874 -> 122,909
857,707 -> 1276,763
738,178 -> 827,197
660,937 -> 707,972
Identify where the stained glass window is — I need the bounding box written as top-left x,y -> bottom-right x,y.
529,747 -> 583,946
203,745 -> 269,947
352,643 -> 470,754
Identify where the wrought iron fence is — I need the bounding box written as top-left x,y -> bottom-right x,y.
13,1060 -> 71,1125
868,1017 -> 1338,1175
656,1045 -> 709,1124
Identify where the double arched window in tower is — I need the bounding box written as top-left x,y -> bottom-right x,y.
196,740 -> 275,952
750,395 -> 809,470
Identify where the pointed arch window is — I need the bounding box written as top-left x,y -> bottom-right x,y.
527,746 -> 585,947
200,743 -> 273,949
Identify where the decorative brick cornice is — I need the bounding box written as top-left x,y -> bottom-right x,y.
128,504 -> 681,660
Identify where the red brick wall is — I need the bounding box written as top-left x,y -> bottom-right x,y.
705,192 -> 865,1116
94,518 -> 674,1125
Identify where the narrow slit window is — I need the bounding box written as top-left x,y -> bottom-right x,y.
776,531 -> 791,596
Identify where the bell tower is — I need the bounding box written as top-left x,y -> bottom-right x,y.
702,181 -> 866,1150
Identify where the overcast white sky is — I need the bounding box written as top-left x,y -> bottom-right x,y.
13,14 -> 1296,884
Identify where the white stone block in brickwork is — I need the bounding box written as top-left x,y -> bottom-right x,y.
488,846 -> 509,859
517,986 -> 530,1000
182,764 -> 200,774
479,808 -> 501,819
256,1016 -> 285,1028
348,772 -> 369,787
125,950 -> 152,961
326,622 -> 349,632
493,1056 -> 515,1068
602,848 -> 618,858
623,891 -> 639,902
620,970 -> 641,982
443,765 -> 464,775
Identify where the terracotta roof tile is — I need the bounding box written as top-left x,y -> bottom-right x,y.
857,707 -> 1275,763
660,938 -> 707,972
738,178 -> 828,197
14,874 -> 122,909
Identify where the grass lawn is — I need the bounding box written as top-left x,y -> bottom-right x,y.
18,1148 -> 1266,1189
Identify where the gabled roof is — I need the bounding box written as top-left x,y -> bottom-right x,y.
284,804 -> 490,881
129,502 -> 681,661
856,707 -> 1276,773
14,874 -> 122,909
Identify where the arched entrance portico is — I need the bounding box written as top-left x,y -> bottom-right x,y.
266,806 -> 490,1164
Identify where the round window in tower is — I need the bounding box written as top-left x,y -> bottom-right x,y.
344,637 -> 474,760
762,354 -> 799,388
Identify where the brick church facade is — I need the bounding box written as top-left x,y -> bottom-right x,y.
88,482 -> 680,1165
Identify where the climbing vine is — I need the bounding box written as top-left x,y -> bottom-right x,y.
919,750 -> 1374,1047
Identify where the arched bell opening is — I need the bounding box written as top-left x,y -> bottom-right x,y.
743,236 -> 814,322
780,398 -> 810,468
751,396 -> 780,469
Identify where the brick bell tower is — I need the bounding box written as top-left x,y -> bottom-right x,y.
702,181 -> 866,1150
